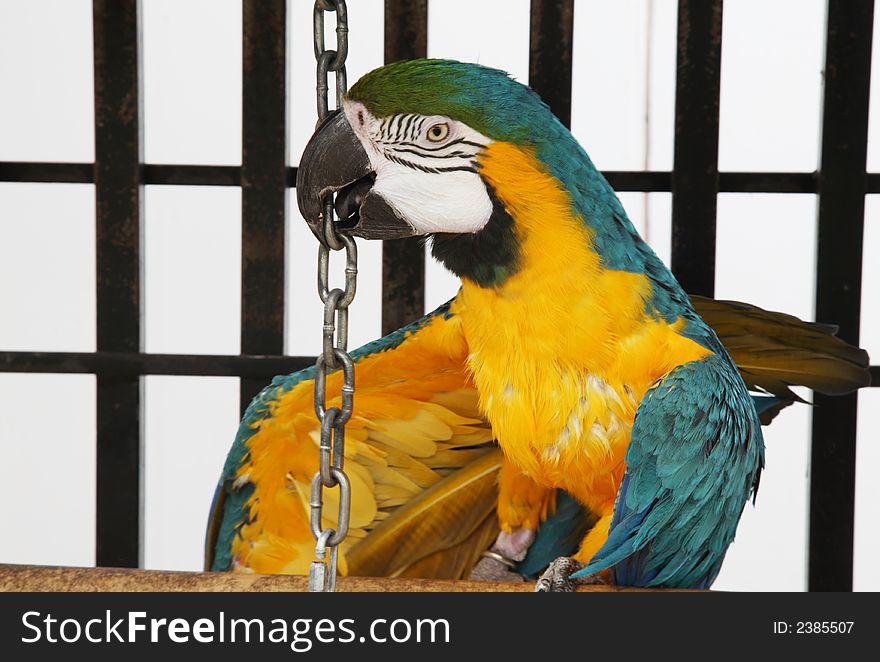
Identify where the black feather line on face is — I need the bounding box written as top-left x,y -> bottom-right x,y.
430,183 -> 521,288
377,136 -> 487,152
388,146 -> 473,160
394,114 -> 408,141
384,151 -> 477,173
402,113 -> 417,140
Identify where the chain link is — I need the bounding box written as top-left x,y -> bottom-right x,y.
313,0 -> 349,126
308,0 -> 355,593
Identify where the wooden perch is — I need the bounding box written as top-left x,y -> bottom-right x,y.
0,564 -> 673,592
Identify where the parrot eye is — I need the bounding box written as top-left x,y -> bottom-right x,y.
426,122 -> 450,143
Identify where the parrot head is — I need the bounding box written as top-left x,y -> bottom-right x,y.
298,59 -> 539,237
297,59 -> 597,286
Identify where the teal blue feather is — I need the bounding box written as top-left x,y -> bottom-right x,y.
208,482 -> 253,572
571,356 -> 764,588
516,492 -> 597,578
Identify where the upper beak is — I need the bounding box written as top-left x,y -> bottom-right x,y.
296,110 -> 416,247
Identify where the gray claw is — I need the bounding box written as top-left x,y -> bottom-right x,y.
535,557 -> 605,592
469,529 -> 535,583
469,555 -> 526,583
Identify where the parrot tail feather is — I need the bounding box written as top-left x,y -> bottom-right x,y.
692,295 -> 871,401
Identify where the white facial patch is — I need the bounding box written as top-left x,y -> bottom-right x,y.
343,100 -> 494,235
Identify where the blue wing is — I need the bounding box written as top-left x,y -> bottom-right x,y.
572,355 -> 765,588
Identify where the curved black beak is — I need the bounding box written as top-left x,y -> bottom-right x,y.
296,110 -> 416,247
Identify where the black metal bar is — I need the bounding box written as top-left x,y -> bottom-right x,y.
383,0 -> 427,69
93,0 -> 143,569
718,172 -> 818,194
0,351 -> 312,378
529,0 -> 575,128
606,171 -> 817,193
602,171 -> 672,192
240,0 -> 287,412
809,0 -> 874,592
142,164 -> 241,186
0,162 -> 94,183
381,0 -> 427,334
1,349 -> 877,385
670,0 -> 723,297
0,163 -> 246,186
3,162 -> 870,195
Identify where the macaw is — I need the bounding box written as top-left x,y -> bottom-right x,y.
206,60 -> 870,589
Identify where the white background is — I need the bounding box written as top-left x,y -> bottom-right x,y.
0,0 -> 878,591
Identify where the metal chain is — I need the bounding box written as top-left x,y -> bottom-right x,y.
308,0 -> 356,594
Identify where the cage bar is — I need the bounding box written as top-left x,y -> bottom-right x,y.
92,0 -> 143,568
240,0 -> 288,413
529,0 -> 575,128
808,0 -> 875,592
142,164 -> 241,186
671,0 -> 723,297
670,0 -> 723,298
0,351 -> 312,378
381,0 -> 428,333
0,163 -> 844,193
2,348 -> 873,386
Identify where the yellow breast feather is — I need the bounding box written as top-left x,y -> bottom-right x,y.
461,142 -> 710,512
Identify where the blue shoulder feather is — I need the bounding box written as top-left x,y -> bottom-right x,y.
572,355 -> 765,588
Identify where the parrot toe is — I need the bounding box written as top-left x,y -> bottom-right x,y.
534,557 -> 605,592
469,554 -> 526,583
468,528 -> 535,583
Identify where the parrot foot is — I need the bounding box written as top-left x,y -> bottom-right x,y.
468,528 -> 534,583
469,553 -> 526,583
534,557 -> 605,592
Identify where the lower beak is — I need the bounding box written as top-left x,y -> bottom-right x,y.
296,110 -> 416,246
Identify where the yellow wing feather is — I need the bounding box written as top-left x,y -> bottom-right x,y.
228,302 -> 501,577
345,450 -> 502,578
